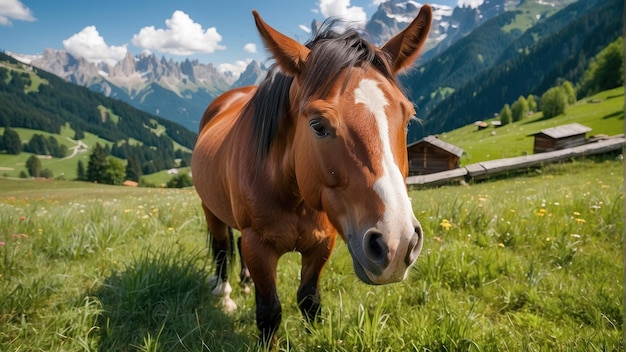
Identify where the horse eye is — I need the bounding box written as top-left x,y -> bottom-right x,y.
309,119 -> 328,137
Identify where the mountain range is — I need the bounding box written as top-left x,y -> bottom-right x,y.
0,51 -> 197,176
6,0 -> 615,141
406,0 -> 622,139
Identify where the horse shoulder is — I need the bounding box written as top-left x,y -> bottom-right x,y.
198,86 -> 257,133
193,86 -> 257,229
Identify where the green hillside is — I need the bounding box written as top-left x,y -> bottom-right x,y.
0,126 -> 133,180
0,52 -> 198,181
406,0 -> 622,141
438,87 -> 624,165
0,53 -> 197,149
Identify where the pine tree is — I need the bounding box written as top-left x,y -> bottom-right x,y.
125,156 -> 142,182
87,143 -> 107,183
2,127 -> 22,155
25,155 -> 41,177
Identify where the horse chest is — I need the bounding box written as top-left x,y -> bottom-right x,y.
244,199 -> 333,254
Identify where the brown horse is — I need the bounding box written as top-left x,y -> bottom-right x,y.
191,5 -> 432,345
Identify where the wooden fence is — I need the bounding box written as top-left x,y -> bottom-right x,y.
406,136 -> 625,188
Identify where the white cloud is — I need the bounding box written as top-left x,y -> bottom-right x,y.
457,0 -> 484,9
0,0 -> 35,26
299,24 -> 311,34
62,26 -> 127,65
243,43 -> 257,54
218,59 -> 252,78
370,0 -> 388,6
319,0 -> 367,29
132,10 -> 225,56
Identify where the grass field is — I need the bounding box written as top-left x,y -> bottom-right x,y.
439,87 -> 624,165
0,157 -> 623,351
0,124 -> 192,181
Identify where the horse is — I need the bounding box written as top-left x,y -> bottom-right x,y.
191,5 -> 432,346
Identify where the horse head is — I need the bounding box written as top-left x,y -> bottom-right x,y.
253,6 -> 432,285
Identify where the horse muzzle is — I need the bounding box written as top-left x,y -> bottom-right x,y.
347,222 -> 423,285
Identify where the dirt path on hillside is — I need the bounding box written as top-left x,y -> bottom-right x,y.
63,138 -> 88,160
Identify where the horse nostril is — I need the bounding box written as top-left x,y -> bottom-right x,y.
364,230 -> 389,267
405,226 -> 423,266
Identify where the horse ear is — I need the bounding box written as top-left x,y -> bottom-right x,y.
253,11 -> 310,76
381,4 -> 432,74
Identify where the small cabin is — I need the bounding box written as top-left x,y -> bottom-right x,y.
529,123 -> 592,153
407,136 -> 464,175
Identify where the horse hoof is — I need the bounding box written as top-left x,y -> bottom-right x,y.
212,281 -> 233,296
221,296 -> 237,313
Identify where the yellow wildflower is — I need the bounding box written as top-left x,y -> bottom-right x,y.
440,219 -> 453,230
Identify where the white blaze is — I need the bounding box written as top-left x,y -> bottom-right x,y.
354,79 -> 417,278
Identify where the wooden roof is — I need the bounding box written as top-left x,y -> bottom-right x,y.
408,135 -> 464,157
530,123 -> 592,139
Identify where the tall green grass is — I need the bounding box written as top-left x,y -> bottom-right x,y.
0,158 -> 623,351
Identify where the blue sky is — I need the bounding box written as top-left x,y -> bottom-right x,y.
0,0 -> 463,76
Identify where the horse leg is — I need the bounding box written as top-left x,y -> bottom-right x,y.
237,236 -> 253,294
298,236 -> 336,324
240,228 -> 281,347
202,204 -> 237,313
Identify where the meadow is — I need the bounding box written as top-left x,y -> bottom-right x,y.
439,87 -> 624,165
0,157 -> 623,351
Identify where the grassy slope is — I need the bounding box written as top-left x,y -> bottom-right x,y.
0,158 -> 622,351
438,87 -> 624,165
501,0 -> 569,34
0,123 -> 191,180
0,126 -> 106,179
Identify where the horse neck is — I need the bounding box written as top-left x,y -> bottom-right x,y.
254,109 -> 300,202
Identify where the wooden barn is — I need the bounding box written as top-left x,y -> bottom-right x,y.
529,123 -> 592,153
407,135 -> 464,175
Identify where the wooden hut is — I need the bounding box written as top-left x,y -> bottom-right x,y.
407,135 -> 464,175
529,123 -> 591,153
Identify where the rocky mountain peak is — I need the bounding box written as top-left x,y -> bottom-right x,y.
109,51 -> 136,77
232,60 -> 265,88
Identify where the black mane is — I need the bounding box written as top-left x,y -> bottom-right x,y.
245,23 -> 395,166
